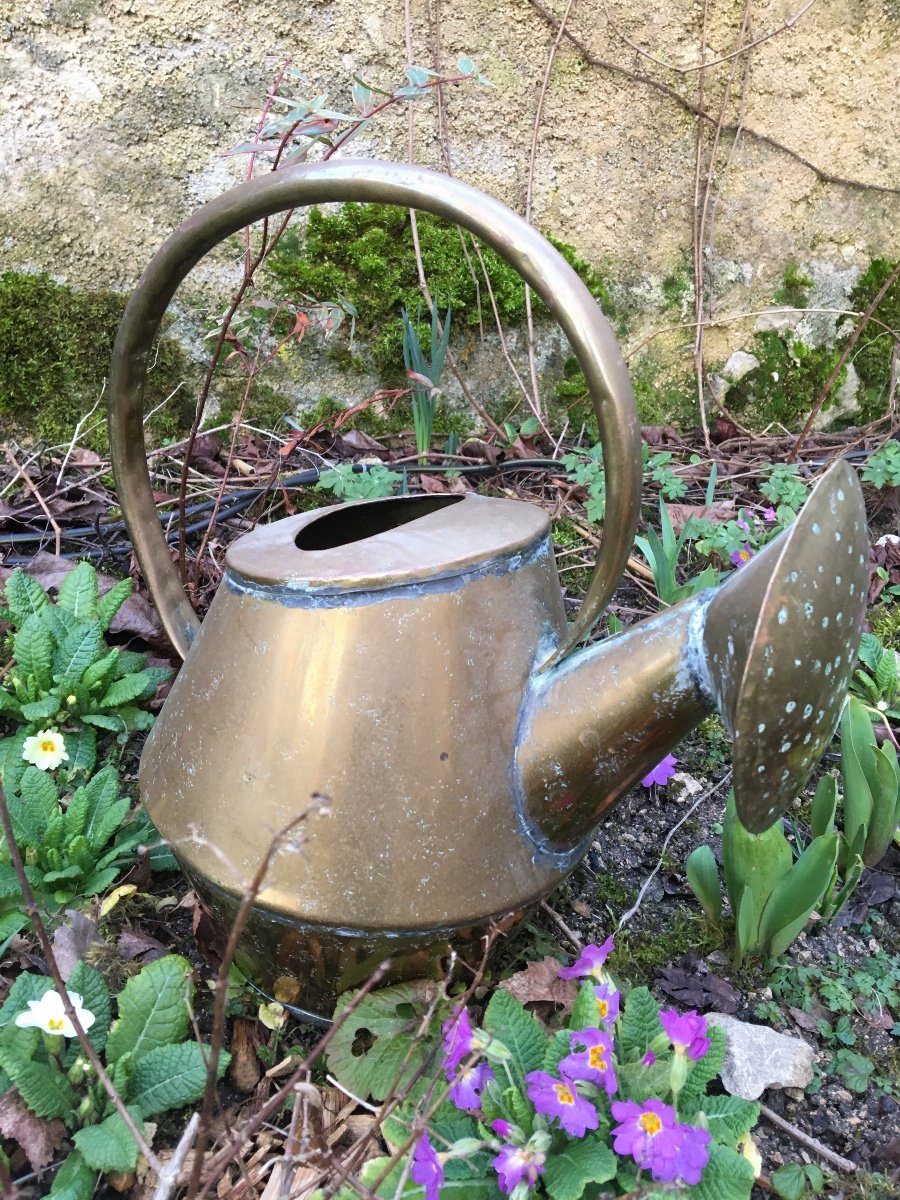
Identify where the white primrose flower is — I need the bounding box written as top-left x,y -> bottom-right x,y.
21,729 -> 69,771
15,989 -> 95,1037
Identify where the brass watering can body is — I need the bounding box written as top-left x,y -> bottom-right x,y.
110,160 -> 869,1019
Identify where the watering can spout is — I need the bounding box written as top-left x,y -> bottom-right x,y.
515,459 -> 869,854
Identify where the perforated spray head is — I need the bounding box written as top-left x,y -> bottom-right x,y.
702,459 -> 868,833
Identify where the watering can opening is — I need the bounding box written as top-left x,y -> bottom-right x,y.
295,493 -> 464,551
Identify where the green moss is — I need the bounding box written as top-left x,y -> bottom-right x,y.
0,271 -> 195,450
845,258 -> 900,421
725,329 -> 845,430
773,261 -> 813,308
869,603 -> 900,651
608,907 -> 727,986
660,264 -> 692,313
263,204 -> 615,386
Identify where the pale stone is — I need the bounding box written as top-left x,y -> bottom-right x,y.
708,1013 -> 815,1101
722,351 -> 760,383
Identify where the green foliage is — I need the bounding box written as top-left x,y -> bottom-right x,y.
771,1161 -> 824,1200
633,497 -> 721,607
759,464 -> 810,514
860,440 -> 900,489
402,300 -> 452,462
0,271 -> 194,449
327,961 -> 760,1200
833,696 -> 899,874
772,263 -> 813,309
851,631 -> 900,721
0,563 -> 172,757
0,764 -> 171,954
686,792 -> 839,966
264,203 -> 613,384
561,444 -> 606,523
846,258 -> 900,414
726,330 -> 845,432
315,462 -> 403,500
0,956 -> 229,1193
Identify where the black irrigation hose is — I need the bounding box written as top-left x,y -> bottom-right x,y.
0,459 -> 564,564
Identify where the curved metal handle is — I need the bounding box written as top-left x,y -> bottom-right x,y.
109,158 -> 642,661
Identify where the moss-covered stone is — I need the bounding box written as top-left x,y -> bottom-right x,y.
846,258 -> 900,421
869,603 -> 900,651
773,261 -> 814,308
0,271 -> 195,449
725,329 -> 845,430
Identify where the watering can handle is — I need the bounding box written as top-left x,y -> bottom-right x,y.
109,159 -> 642,662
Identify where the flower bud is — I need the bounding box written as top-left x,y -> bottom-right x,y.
669,1050 -> 689,1096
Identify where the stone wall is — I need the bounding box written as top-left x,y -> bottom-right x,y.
2,0 -> 898,422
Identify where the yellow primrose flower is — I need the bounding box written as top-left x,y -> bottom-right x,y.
22,729 -> 69,771
15,989 -> 95,1038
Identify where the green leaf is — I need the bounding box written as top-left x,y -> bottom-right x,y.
81,712 -> 127,731
770,1162 -> 808,1200
80,866 -> 120,894
840,699 -> 875,854
81,648 -> 120,692
690,1142 -> 755,1200
13,614 -> 54,691
62,727 -> 96,781
482,988 -> 546,1077
68,961 -> 111,1053
327,981 -> 443,1103
80,766 -> 126,849
106,955 -> 193,1064
569,980 -> 602,1032
9,766 -> 59,845
810,775 -> 837,838
98,672 -> 156,709
759,834 -> 839,958
722,793 -> 792,933
679,1024 -> 726,1108
541,1028 -> 572,1075
0,910 -> 29,957
735,886 -> 761,965
4,570 -> 49,623
73,1106 -> 145,1172
56,563 -> 99,623
0,1050 -> 77,1121
130,1040 -> 230,1116
543,1133 -> 617,1200
19,695 -> 62,722
617,986 -> 661,1061
863,743 -> 899,866
52,623 -> 103,682
831,1048 -> 874,1092
691,1094 -> 759,1145
686,845 -> 723,922
97,577 -> 132,631
47,1151 -> 98,1200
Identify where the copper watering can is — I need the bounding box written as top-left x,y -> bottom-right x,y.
109,160 -> 868,1021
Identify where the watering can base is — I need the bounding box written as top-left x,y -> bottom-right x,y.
189,872 -> 532,1024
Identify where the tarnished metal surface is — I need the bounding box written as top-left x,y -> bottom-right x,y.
108,158 -> 642,660
703,459 -> 869,832
139,504 -> 574,931
516,601 -> 711,851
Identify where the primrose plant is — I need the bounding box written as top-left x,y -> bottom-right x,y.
0,563 -> 172,782
326,938 -> 761,1200
0,955 -> 229,1198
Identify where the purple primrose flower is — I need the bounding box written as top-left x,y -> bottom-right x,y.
640,753 -> 678,789
441,1008 -> 475,1077
560,1027 -> 617,1097
762,506 -> 776,522
659,1009 -> 711,1060
557,936 -> 615,981
611,1098 -> 710,1184
449,1060 -> 494,1111
411,1133 -> 444,1200
592,982 -> 620,1027
730,542 -> 753,566
641,1050 -> 656,1067
492,1119 -> 514,1139
492,1143 -> 546,1194
525,1071 -> 599,1138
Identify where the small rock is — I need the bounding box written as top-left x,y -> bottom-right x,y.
708,1013 -> 815,1100
722,350 -> 760,382
669,771 -> 704,802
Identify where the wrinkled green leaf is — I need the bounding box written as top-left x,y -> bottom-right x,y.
106,955 -> 193,1064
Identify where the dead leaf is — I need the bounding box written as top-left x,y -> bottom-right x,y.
229,1016 -> 262,1092
665,501 -> 735,534
787,1005 -> 819,1032
873,1136 -> 900,1165
459,440 -> 500,466
641,426 -> 686,448
655,951 -> 740,1013
338,428 -> 388,456
52,911 -> 102,979
499,956 -> 578,1013
117,930 -> 168,962
418,473 -> 449,494
68,447 -> 102,468
0,1090 -> 67,1170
